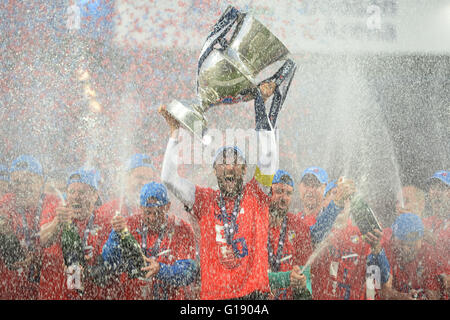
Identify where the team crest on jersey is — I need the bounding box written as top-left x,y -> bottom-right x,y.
350,235 -> 359,244
88,224 -> 101,236
288,230 -> 296,244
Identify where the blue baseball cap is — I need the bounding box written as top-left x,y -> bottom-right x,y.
213,146 -> 246,166
272,170 -> 294,187
428,170 -> 450,187
140,182 -> 169,207
324,179 -> 337,197
10,155 -> 43,176
301,166 -> 328,184
67,168 -> 100,191
0,165 -> 9,182
126,154 -> 155,171
392,213 -> 424,242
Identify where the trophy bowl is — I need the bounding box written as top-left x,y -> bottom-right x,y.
167,6 -> 294,141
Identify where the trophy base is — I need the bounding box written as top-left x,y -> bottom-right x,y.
166,100 -> 208,142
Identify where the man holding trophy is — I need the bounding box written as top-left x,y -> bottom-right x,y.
159,6 -> 297,299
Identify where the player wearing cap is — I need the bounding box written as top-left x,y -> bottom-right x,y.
381,213 -> 441,300
159,87 -> 278,299
309,183 -> 389,300
0,155 -> 59,299
297,168 -> 355,235
98,154 -> 157,219
395,185 -> 425,217
0,164 -> 10,199
266,170 -> 313,300
422,170 -> 449,299
38,168 -> 119,300
297,167 -> 328,227
102,182 -> 198,300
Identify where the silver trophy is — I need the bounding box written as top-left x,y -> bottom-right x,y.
167,6 -> 297,140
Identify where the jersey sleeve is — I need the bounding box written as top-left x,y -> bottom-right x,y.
174,221 -> 197,261
191,185 -> 214,221
40,195 -> 61,226
161,137 -> 196,209
291,215 -> 313,266
422,245 -> 443,292
246,177 -> 271,209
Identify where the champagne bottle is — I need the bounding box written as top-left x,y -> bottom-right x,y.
293,287 -> 313,300
61,222 -> 85,267
0,232 -> 26,268
350,196 -> 381,235
115,212 -> 146,279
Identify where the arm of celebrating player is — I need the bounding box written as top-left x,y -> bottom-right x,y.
268,270 -> 292,290
159,105 -> 196,212
309,201 -> 342,246
101,230 -> 123,272
154,259 -> 199,288
366,248 -> 390,286
161,134 -> 196,211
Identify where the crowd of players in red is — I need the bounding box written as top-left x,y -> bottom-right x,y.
0,105 -> 448,301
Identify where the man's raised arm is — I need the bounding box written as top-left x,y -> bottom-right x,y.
159,106 -> 196,211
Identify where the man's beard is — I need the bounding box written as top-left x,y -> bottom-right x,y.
302,195 -> 320,211
218,176 -> 244,198
269,203 -> 288,221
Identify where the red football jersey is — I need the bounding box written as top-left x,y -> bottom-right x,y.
0,193 -> 59,300
192,178 -> 270,300
423,215 -> 449,275
384,233 -> 442,299
298,211 -> 317,228
310,222 -> 372,300
38,207 -> 120,300
120,214 -> 197,300
268,212 -> 313,300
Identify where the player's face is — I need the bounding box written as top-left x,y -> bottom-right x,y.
66,182 -> 98,220
126,166 -> 156,203
428,181 -> 450,218
214,152 -> 246,198
393,238 -> 421,264
141,201 -> 169,231
299,174 -> 324,211
10,171 -> 44,208
270,183 -> 293,216
396,186 -> 425,216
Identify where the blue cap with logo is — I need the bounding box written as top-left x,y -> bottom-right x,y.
67,168 -> 100,190
0,164 -> 9,182
126,154 -> 155,171
213,146 -> 246,166
324,179 -> 337,197
392,213 -> 424,242
272,169 -> 294,187
10,155 -> 43,176
140,182 -> 169,207
428,170 -> 450,187
301,166 -> 328,184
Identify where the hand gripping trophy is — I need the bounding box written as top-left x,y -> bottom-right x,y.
166,6 -> 297,140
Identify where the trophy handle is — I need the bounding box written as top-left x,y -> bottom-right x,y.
166,100 -> 208,141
